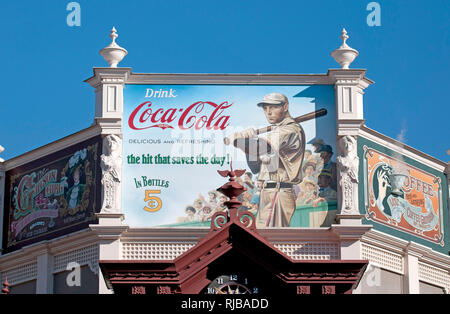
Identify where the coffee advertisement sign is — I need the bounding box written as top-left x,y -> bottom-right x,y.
363,146 -> 444,246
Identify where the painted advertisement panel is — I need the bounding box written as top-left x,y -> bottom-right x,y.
122,85 -> 337,228
3,137 -> 101,252
362,145 -> 445,246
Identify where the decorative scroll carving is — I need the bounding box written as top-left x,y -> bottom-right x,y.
337,136 -> 359,214
100,135 -> 122,213
212,211 -> 228,231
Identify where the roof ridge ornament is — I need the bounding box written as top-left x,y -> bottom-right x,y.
2,276 -> 10,294
99,27 -> 128,68
331,28 -> 359,69
210,161 -> 257,232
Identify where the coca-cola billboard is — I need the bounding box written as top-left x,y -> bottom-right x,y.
122,84 -> 337,228
128,100 -> 232,131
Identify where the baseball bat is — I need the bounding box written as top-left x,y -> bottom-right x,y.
223,108 -> 327,145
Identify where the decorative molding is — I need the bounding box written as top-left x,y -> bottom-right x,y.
361,242 -> 404,274
125,73 -> 336,85
86,69 -> 374,86
328,69 -> 374,88
0,229 -> 98,281
330,224 -> 372,241
53,244 -> 99,274
0,262 -> 37,286
119,241 -> 340,261
122,242 -> 195,260
361,229 -> 450,291
84,68 -> 132,89
274,242 -> 339,260
2,125 -> 101,171
336,119 -> 365,136
358,126 -> 447,171
101,77 -> 125,83
418,261 -> 450,292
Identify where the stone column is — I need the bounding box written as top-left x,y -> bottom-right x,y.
85,67 -> 131,136
328,69 -> 373,225
85,67 -> 131,227
36,252 -> 54,294
90,224 -> 129,294
403,244 -> 421,294
328,37 -> 374,262
85,36 -> 131,293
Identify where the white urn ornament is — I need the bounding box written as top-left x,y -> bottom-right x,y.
100,27 -> 128,68
331,28 -> 359,69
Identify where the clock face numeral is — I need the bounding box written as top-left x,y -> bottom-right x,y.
204,274 -> 260,294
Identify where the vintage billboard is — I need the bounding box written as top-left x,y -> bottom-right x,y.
122,84 -> 337,228
3,137 -> 101,252
360,138 -> 448,249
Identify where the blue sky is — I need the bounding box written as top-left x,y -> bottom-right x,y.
0,0 -> 449,162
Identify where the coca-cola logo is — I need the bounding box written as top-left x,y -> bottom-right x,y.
128,101 -> 232,131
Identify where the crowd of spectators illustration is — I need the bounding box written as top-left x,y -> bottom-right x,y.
180,138 -> 337,223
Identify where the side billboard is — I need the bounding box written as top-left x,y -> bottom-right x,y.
3,136 -> 101,253
359,137 -> 449,253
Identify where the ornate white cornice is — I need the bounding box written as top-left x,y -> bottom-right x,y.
330,224 -> 372,241
126,73 -> 335,85
2,124 -> 101,171
84,67 -> 132,88
84,69 -> 374,86
359,125 -> 447,171
327,69 -> 374,88
89,224 -> 129,241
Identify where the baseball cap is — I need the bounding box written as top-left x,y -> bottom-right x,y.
257,93 -> 289,107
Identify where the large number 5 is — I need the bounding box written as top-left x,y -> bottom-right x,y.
144,190 -> 162,212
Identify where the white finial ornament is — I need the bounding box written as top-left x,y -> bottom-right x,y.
331,28 -> 359,69
100,27 -> 128,68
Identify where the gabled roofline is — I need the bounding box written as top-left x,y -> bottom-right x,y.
2,124 -> 101,171
359,124 -> 447,171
